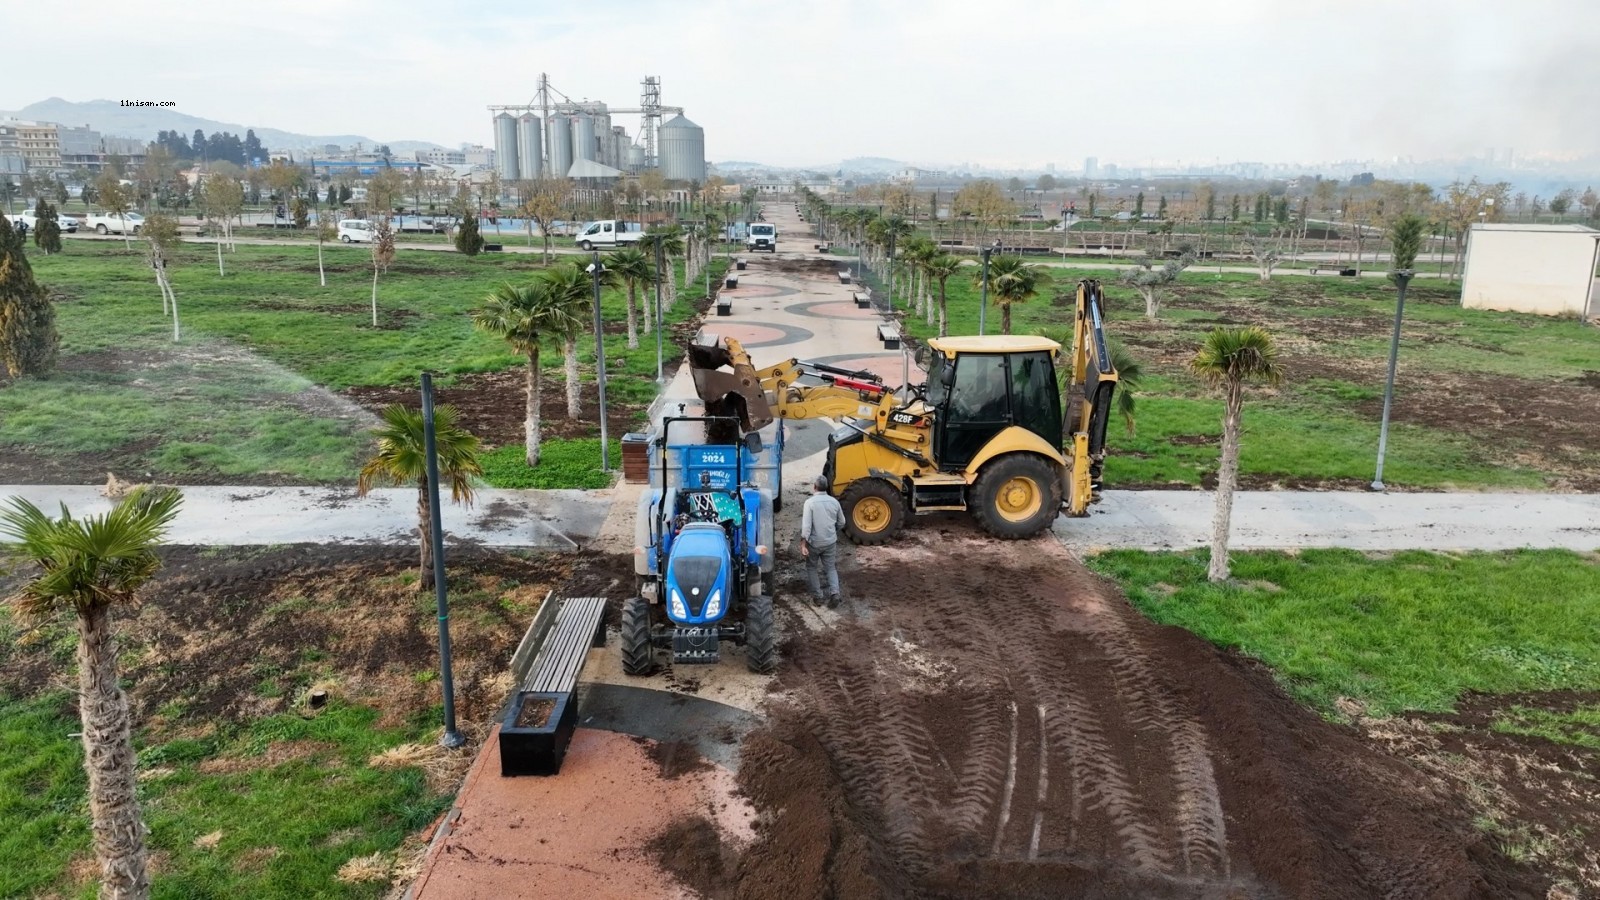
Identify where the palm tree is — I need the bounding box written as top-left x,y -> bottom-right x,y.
1038,327 -> 1144,435
606,247 -> 653,349
924,253 -> 963,336
984,255 -> 1042,335
641,226 -> 685,309
1191,326 -> 1282,582
1,486 -> 183,900
538,262 -> 605,418
472,281 -> 580,463
357,404 -> 481,589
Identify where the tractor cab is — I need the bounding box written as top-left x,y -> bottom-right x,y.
924,336 -> 1064,470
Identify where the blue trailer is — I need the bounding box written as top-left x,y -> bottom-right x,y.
624,413 -> 781,675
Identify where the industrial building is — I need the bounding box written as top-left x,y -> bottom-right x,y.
488,74 -> 705,185
1460,224 -> 1600,319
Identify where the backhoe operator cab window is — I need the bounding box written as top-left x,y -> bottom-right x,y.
931,351 -> 1064,467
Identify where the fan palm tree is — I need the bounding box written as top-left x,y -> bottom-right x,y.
1,486 -> 183,900
606,247 -> 654,349
357,404 -> 481,589
899,236 -> 935,316
924,253 -> 964,336
641,225 -> 685,309
472,281 -> 581,462
984,255 -> 1042,335
1191,326 -> 1283,582
538,262 -> 607,418
1037,327 -> 1144,435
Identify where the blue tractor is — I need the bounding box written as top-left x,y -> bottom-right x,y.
624,412 -> 779,675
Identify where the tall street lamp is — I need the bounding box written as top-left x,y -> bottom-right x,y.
979,240 -> 998,335
419,372 -> 466,750
1370,268 -> 1413,491
587,252 -> 610,472
654,238 -> 665,384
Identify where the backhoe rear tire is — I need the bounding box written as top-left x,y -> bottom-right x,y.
745,595 -> 776,674
621,596 -> 655,676
841,478 -> 905,545
971,454 -> 1063,540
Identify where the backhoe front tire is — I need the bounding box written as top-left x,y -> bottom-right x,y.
971,455 -> 1063,540
841,479 -> 905,545
621,596 -> 655,676
745,595 -> 776,674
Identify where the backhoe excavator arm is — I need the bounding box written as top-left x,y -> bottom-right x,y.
688,334 -> 902,431
1063,280 -> 1120,513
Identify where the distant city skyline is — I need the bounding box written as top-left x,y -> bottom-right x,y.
4,0 -> 1597,179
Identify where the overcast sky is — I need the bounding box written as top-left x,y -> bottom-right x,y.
5,0 -> 1596,169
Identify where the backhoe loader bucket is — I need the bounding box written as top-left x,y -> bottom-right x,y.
688,336 -> 774,432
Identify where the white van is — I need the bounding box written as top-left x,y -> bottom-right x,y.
747,223 -> 777,252
575,219 -> 645,251
338,219 -> 375,243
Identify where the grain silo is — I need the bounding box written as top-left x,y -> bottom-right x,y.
572,115 -> 597,163
659,114 -> 705,182
516,115 -> 542,179
493,113 -> 520,181
626,144 -> 645,174
548,116 -> 573,178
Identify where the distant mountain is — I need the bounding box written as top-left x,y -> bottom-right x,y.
0,98 -> 443,154
836,156 -> 908,174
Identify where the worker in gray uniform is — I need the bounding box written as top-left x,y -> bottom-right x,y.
800,475 -> 845,608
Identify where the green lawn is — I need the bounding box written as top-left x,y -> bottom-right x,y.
1087,548 -> 1600,717
5,242 -> 719,486
881,263 -> 1600,489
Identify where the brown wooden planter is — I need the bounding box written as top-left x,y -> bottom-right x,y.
499,690 -> 576,776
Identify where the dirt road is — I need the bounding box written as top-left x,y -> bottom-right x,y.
661,525 -> 1543,899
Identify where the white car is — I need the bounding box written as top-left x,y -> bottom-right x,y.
338,219 -> 375,243
86,211 -> 145,235
5,212 -> 78,233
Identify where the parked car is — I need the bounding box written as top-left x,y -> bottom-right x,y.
338,219 -> 375,243
85,211 -> 145,235
574,219 -> 645,251
5,212 -> 77,233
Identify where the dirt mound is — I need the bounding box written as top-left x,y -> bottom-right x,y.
658,528 -> 1548,899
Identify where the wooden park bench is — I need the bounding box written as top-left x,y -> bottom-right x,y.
725,273 -> 739,289
853,291 -> 871,309
838,270 -> 852,284
1309,265 -> 1359,276
877,322 -> 901,349
735,258 -> 747,271
717,295 -> 734,316
501,595 -> 607,776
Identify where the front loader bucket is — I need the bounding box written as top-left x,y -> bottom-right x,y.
689,336 -> 774,431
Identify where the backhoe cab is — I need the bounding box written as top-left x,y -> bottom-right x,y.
689,279 -> 1120,543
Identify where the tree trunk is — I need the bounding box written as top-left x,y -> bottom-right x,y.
165,270 -> 179,341
625,281 -> 639,350
1208,384 -> 1243,582
938,282 -> 948,337
121,215 -> 130,250
76,604 -> 151,900
542,233 -> 552,265
317,235 -> 326,287
1002,302 -> 1012,335
563,334 -> 580,418
216,234 -> 225,277
526,347 -> 542,466
417,484 -> 434,590
1144,287 -> 1160,319
371,267 -> 379,327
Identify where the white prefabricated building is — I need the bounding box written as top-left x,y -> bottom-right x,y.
1460,223 -> 1600,318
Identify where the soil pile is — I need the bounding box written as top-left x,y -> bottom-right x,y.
659,528 -> 1549,899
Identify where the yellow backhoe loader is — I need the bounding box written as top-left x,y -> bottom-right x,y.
688,279 -> 1120,542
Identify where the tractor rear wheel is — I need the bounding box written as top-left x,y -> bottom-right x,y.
621,596 -> 655,676
971,455 -> 1062,540
841,478 -> 905,545
745,595 -> 776,674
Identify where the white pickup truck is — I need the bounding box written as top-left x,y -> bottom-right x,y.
85,211 -> 145,235
574,219 -> 645,251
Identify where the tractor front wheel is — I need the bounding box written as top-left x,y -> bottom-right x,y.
745,595 -> 776,674
621,596 -> 655,676
841,478 -> 905,545
971,455 -> 1063,540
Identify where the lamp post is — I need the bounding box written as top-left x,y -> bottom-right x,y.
587,252 -> 610,472
979,241 -> 998,335
1370,268 -> 1413,491
654,238 -> 665,384
420,372 -> 466,750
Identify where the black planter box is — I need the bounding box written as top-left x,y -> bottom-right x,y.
725,276 -> 738,289
735,259 -> 747,271
483,243 -> 503,252
499,690 -> 576,776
